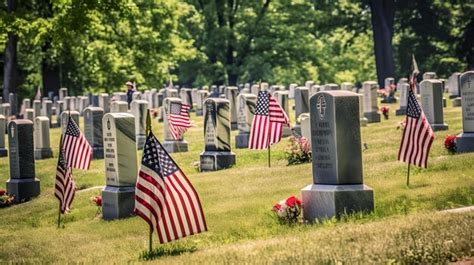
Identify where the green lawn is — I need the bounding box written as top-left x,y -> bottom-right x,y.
0,95 -> 473,263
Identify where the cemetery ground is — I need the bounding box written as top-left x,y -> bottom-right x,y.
0,96 -> 473,263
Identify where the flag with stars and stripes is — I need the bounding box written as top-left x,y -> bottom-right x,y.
398,56 -> 434,168
55,145 -> 76,213
134,132 -> 207,244
168,102 -> 192,140
249,90 -> 290,149
63,117 -> 92,170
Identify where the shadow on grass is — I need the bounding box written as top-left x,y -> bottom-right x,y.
139,243 -> 197,261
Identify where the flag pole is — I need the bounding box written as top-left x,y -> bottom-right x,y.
145,109 -> 153,252
406,163 -> 411,186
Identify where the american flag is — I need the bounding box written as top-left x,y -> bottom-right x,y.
134,132 -> 207,244
398,56 -> 434,168
63,117 -> 92,170
168,102 -> 192,140
249,90 -> 290,149
55,147 -> 76,213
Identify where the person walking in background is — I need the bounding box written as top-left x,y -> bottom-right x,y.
126,81 -> 136,107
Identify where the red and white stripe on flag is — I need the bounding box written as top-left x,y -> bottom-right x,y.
249,91 -> 289,149
135,133 -> 207,244
63,118 -> 92,170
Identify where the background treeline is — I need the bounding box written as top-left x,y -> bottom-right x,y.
0,0 -> 472,100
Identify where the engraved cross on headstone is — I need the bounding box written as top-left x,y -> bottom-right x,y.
317,95 -> 326,120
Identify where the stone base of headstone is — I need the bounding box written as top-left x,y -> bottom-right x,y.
456,133 -> 474,153
395,107 -> 406,116
293,124 -> 302,136
360,118 -> 368,127
235,133 -> 250,149
452,97 -> 462,107
34,148 -> 53,160
136,135 -> 146,150
381,97 -> 397,103
282,126 -> 293,137
364,112 -> 381,123
431,123 -> 448,131
6,178 -> 41,203
196,109 -> 203,116
102,186 -> 135,220
163,140 -> 188,153
92,147 -> 104,159
0,148 -> 7,157
231,122 -> 238,130
301,184 -> 374,222
200,151 -> 236,171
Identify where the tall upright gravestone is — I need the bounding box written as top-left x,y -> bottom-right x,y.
456,71 -> 474,152
301,91 -> 374,221
363,81 -> 381,123
84,107 -> 104,159
225,86 -> 239,130
420,79 -> 448,131
6,120 -> 41,202
235,93 -> 257,148
34,117 -> 53,159
294,87 -> 310,135
200,98 -> 236,171
0,115 -> 7,156
162,98 -> 188,153
102,113 -> 137,220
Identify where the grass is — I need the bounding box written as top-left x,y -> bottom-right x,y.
0,94 -> 473,263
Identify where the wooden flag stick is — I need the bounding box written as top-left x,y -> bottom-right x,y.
406,163 -> 411,186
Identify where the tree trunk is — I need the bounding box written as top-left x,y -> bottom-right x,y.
370,0 -> 395,88
3,0 -> 18,101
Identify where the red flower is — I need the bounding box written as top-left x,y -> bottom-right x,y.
285,196 -> 302,207
0,189 -> 5,196
92,195 -> 102,207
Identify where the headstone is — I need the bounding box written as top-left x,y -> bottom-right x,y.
274,90 -> 292,137
162,98 -> 188,153
396,83 -> 409,116
456,71 -> 474,152
301,91 -> 374,222
200,98 -> 236,171
111,101 -> 129,113
423,72 -> 437,80
381,77 -> 397,103
60,111 -> 80,134
196,90 -> 210,116
84,107 -> 104,159
33,100 -> 41,117
25,109 -> 34,122
289,83 -> 297,99
0,115 -> 7,157
358,94 -> 368,126
33,117 -> 53,159
341,82 -> 353,91
130,100 -> 148,150
235,93 -> 257,148
59,88 -> 68,100
6,120 -> 41,202
9,93 -> 18,116
225,86 -> 239,130
420,79 -> 448,131
363,81 -> 381,123
102,113 -> 137,220
299,113 -> 311,141
294,87 -> 310,134
99,93 -> 111,113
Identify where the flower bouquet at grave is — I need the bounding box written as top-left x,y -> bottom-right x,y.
285,136 -> 311,165
272,196 -> 302,224
381,106 -> 390,120
0,189 -> 15,208
90,195 -> 102,217
444,135 -> 457,154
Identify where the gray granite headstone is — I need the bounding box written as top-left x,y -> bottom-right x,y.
131,100 -> 148,150
111,101 -> 129,113
102,113 -> 137,220
200,98 -> 236,171
420,79 -> 448,131
363,81 -> 381,123
225,86 -> 239,130
60,111 -> 80,134
33,117 -> 53,159
0,115 -> 6,156
396,83 -> 409,116
301,91 -> 374,221
235,93 -> 257,148
162,97 -> 188,153
99,93 -> 111,113
456,71 -> 474,152
6,120 -> 40,202
84,107 -> 104,159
